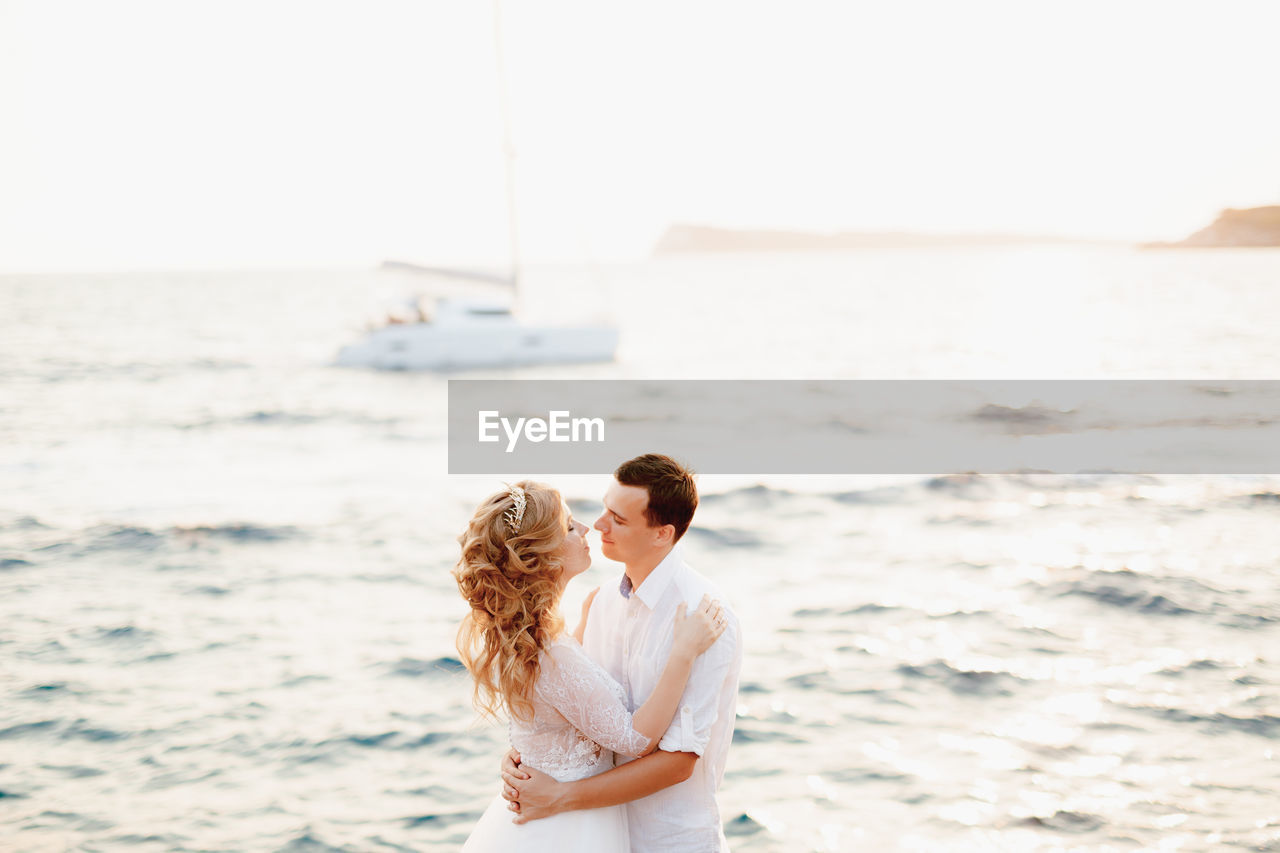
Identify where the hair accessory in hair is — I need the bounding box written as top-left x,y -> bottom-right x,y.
503,484 -> 527,534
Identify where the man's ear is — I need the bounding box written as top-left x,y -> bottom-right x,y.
652,523 -> 676,547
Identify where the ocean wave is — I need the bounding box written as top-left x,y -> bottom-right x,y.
9,520 -> 306,560
793,602 -> 901,618
169,523 -> 303,544
700,484 -> 797,506
277,830 -> 358,852
826,485 -> 911,505
783,670 -> 841,690
402,814 -> 446,829
926,608 -> 999,622
25,357 -> 252,383
836,769 -> 914,784
920,472 -> 1164,500
22,682 -> 75,695
724,813 -> 768,837
61,719 -> 130,742
685,526 -> 763,548
1048,568 -> 1280,626
13,638 -> 85,665
0,720 -> 58,739
896,660 -> 1029,696
1063,588 -> 1195,616
328,731 -> 401,749
350,572 -> 416,584
189,584 -> 231,596
921,474 -> 998,498
104,835 -> 183,847
1120,706 -> 1280,738
565,497 -> 603,517
39,764 -> 106,778
27,811 -> 114,833
176,409 -> 406,431
236,410 -> 323,426
0,515 -> 50,531
1220,610 -> 1280,628
396,784 -> 467,802
82,525 -> 166,552
290,730 -> 451,755
966,402 -> 1078,435
1157,658 -> 1227,676
949,560 -> 994,570
925,514 -> 998,527
818,416 -> 872,435
92,624 -> 155,642
1039,567 -> 1233,619
1014,810 -> 1106,833
384,656 -> 466,678
0,718 -> 135,744
154,522 -> 299,552
731,726 -> 808,745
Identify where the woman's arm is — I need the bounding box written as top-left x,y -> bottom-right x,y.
540,595 -> 724,758
616,595 -> 724,754
571,586 -> 599,645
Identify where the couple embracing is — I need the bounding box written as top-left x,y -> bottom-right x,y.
454,454 -> 743,852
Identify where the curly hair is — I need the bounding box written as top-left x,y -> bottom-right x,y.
453,481 -> 568,721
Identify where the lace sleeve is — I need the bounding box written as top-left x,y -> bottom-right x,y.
537,640 -> 652,758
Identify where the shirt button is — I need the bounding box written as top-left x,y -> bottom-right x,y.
682,705 -> 691,714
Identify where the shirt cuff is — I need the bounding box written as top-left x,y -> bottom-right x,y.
657,703 -> 707,756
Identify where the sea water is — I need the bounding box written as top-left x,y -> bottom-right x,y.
3,246 -> 1280,851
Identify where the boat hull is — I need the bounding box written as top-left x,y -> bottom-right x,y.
335,323 -> 619,370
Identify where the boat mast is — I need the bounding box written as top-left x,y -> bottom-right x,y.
492,0 -> 520,300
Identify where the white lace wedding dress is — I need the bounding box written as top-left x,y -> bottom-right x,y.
462,636 -> 647,852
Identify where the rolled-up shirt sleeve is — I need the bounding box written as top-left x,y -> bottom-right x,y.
657,611 -> 738,756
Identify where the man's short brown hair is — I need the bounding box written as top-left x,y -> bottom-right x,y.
614,453 -> 698,542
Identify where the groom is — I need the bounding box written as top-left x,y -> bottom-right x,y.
500,453 -> 743,851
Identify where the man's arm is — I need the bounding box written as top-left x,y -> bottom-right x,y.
500,749 -> 697,824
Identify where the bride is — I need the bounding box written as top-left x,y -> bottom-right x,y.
454,481 -> 725,851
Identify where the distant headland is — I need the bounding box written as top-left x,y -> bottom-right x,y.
1145,206 -> 1280,248
652,224 -> 1117,254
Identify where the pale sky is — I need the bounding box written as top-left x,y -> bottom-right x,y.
2,0 -> 1279,272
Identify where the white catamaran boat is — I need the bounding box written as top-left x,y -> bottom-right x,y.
335,290 -> 619,371
334,1 -> 619,372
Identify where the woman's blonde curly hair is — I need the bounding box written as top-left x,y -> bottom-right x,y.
453,481 -> 568,721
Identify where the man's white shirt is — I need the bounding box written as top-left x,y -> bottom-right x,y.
582,544 -> 742,853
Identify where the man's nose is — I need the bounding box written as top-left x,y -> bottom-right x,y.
593,514 -> 607,531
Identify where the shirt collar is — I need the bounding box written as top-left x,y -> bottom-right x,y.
618,544 -> 684,609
